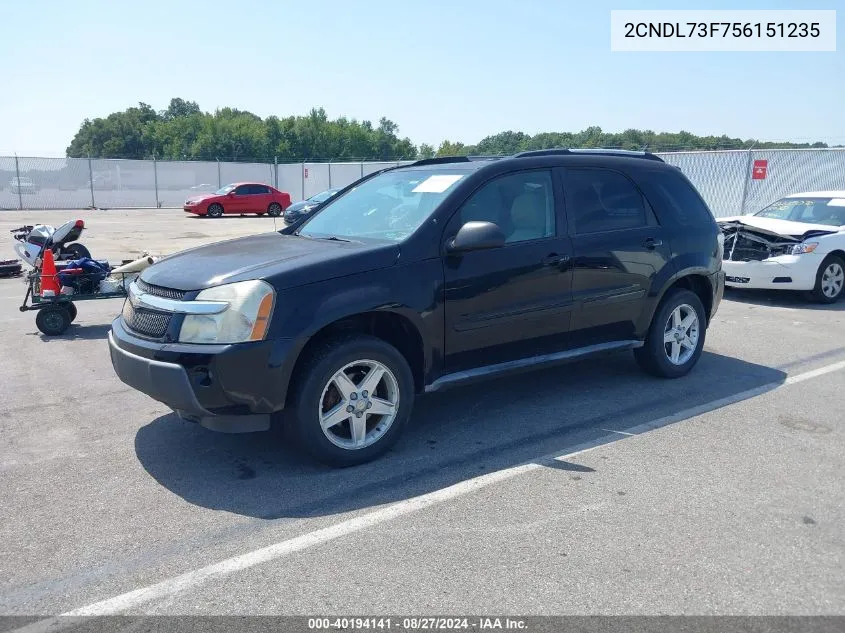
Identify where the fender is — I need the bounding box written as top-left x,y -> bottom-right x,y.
265,261 -> 441,409
636,251 -> 717,337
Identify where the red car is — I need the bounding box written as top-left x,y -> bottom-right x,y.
183,182 -> 292,217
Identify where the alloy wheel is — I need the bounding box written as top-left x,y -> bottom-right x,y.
318,359 -> 400,450
663,303 -> 700,366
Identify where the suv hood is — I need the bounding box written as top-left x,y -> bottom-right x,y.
140,232 -> 400,292
717,215 -> 841,240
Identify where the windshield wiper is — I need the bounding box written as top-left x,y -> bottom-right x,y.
316,235 -> 352,242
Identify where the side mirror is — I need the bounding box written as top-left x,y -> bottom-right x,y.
447,221 -> 506,253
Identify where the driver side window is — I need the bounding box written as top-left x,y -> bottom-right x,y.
456,171 -> 555,244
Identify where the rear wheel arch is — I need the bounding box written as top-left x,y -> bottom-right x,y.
642,271 -> 714,333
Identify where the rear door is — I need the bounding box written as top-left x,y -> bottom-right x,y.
561,167 -> 673,344
252,184 -> 273,212
442,169 -> 574,372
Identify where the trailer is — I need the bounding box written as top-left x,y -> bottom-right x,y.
18,265 -> 132,336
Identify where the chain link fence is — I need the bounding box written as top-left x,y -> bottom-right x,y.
2,150 -> 844,217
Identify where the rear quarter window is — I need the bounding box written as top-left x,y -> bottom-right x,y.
637,170 -> 715,227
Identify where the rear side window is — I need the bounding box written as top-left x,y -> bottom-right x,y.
638,170 -> 714,227
255,185 -> 271,194
564,169 -> 647,234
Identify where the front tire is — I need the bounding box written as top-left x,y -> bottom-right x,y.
634,288 -> 706,378
289,334 -> 415,467
267,202 -> 282,217
809,255 -> 845,304
207,203 -> 224,218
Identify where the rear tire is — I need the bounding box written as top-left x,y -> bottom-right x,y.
59,243 -> 91,261
267,203 -> 282,217
36,306 -> 71,336
207,203 -> 224,218
634,288 -> 706,378
288,334 -> 415,467
809,255 -> 845,304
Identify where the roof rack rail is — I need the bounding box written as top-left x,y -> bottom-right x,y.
409,155 -> 503,167
513,148 -> 664,162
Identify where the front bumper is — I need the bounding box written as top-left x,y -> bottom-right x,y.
108,318 -> 298,433
183,206 -> 205,215
722,254 -> 819,291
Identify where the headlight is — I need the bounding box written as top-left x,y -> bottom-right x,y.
791,242 -> 819,255
178,280 -> 275,344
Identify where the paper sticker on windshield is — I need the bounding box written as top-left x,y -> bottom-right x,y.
828,199 -> 845,207
412,174 -> 464,193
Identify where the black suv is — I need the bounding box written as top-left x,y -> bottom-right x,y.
109,149 -> 725,466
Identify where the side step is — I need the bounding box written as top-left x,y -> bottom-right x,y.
425,340 -> 643,393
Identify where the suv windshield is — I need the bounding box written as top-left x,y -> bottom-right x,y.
754,197 -> 845,226
299,169 -> 469,242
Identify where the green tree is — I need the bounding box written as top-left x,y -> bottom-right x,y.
65,99 -> 830,160
417,143 -> 435,159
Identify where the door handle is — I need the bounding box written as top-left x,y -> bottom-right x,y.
643,237 -> 663,250
541,253 -> 569,266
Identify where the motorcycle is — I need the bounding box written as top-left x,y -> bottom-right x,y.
11,219 -> 91,268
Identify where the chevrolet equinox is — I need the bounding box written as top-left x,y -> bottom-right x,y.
109,149 -> 725,466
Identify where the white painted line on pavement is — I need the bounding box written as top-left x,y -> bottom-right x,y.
11,358 -> 845,630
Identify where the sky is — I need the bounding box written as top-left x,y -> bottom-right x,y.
0,0 -> 842,157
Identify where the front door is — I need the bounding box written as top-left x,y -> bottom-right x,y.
560,167 -> 673,344
229,185 -> 252,213
443,169 -> 574,372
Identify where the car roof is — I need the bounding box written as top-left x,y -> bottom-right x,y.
393,149 -> 670,175
785,190 -> 845,199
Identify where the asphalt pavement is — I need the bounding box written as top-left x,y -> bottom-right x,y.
0,212 -> 843,618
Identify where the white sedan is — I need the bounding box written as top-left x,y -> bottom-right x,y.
718,190 -> 845,303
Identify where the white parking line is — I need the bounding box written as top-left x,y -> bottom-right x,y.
12,358 -> 845,630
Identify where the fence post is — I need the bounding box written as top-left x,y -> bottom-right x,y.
153,155 -> 160,208
361,162 -> 364,180
328,162 -> 333,188
274,156 -> 278,189
87,155 -> 95,209
739,148 -> 754,215
217,158 -> 222,188
14,154 -> 23,210
301,162 -> 305,200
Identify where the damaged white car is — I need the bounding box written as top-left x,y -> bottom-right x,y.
718,191 -> 845,303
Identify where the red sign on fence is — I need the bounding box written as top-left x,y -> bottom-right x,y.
752,159 -> 768,180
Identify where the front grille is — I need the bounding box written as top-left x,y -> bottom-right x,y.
135,278 -> 186,301
122,300 -> 172,338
